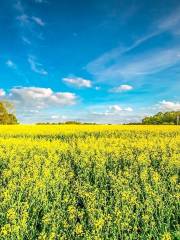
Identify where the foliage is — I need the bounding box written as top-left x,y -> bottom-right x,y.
0,125 -> 179,239
0,101 -> 18,125
142,111 -> 180,125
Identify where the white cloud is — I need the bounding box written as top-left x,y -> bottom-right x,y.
51,115 -> 66,121
22,36 -> 31,45
85,104 -> 136,124
159,100 -> 180,111
32,16 -> 45,26
124,107 -> 133,112
110,84 -> 133,93
51,115 -> 60,119
63,77 -> 92,88
7,87 -> 77,110
17,14 -> 29,25
28,56 -> 48,75
92,104 -> 133,117
108,105 -> 133,113
6,60 -> 16,69
108,105 -> 123,113
29,109 -> 40,113
0,89 -> 6,97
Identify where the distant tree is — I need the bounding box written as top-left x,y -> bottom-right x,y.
0,101 -> 18,124
142,111 -> 180,125
64,121 -> 81,125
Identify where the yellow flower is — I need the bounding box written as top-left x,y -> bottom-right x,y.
42,213 -> 51,225
0,124 -> 179,239
140,169 -> 148,181
63,220 -> 69,229
7,208 -> 16,221
49,232 -> 56,240
152,171 -> 160,183
170,175 -> 178,184
94,218 -> 105,231
75,223 -> 83,235
161,232 -> 172,240
0,224 -> 11,236
68,206 -> 76,215
38,233 -> 47,240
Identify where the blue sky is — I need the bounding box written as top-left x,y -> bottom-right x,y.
0,0 -> 180,123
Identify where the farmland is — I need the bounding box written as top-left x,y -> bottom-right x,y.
0,125 -> 179,239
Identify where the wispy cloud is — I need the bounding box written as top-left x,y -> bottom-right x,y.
14,0 -> 24,13
130,7 -> 180,48
87,46 -> 180,81
63,77 -> 92,88
110,84 -> 133,93
87,6 -> 180,83
16,14 -> 29,25
28,56 -> 48,75
6,60 -> 16,69
86,34 -> 161,78
32,16 -> 45,26
17,15 -> 45,27
22,36 -> 31,45
15,1 -> 45,29
157,7 -> 180,34
116,47 -> 180,78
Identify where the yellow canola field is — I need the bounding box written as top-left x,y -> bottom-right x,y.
0,125 -> 179,240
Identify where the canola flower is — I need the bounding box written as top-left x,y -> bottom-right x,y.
0,125 -> 179,239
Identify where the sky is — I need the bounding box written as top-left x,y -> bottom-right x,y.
0,0 -> 180,123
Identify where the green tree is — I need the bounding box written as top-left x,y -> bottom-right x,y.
0,101 -> 18,124
142,111 -> 180,125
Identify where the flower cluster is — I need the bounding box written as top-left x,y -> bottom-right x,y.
0,125 -> 179,239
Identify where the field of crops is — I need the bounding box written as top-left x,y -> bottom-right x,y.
0,125 -> 179,240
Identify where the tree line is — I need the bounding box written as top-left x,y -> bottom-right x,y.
142,111 -> 180,125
